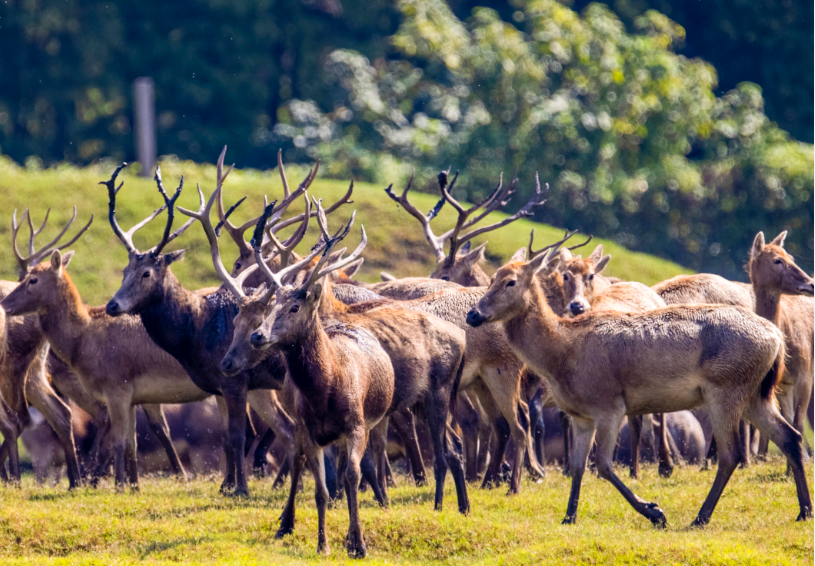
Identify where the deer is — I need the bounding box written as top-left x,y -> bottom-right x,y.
465,238 -> 812,527
0,208 -> 95,488
102,161 -> 295,497
217,195 -> 470,516
241,206 -> 396,558
545,242 -> 676,479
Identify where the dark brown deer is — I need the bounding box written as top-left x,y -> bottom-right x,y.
103,161 -> 294,497
466,244 -> 812,527
221,198 -> 470,516
248,208 -> 395,557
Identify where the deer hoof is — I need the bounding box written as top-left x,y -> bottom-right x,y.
659,464 -> 673,478
561,515 -> 576,525
796,508 -> 813,522
276,523 -> 294,539
346,532 -> 366,558
690,515 -> 709,529
648,508 -> 667,529
231,486 -> 250,498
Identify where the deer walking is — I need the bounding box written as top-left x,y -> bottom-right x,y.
465,242 -> 812,527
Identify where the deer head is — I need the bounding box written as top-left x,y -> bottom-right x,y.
749,231 -> 814,296
2,250 -> 75,317
385,170 -> 546,285
554,244 -> 611,318
104,163 -> 203,316
250,200 -> 365,350
466,247 -> 552,327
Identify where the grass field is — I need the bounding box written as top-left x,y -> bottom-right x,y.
0,457 -> 811,565
0,155 -> 690,305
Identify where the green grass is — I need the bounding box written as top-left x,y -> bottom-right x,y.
0,155 -> 690,305
0,457 -> 811,565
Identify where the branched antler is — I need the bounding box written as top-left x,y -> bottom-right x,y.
11,206 -> 94,278
384,173 -> 447,262
528,229 -> 593,262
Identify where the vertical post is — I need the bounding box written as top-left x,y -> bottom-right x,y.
133,77 -> 156,177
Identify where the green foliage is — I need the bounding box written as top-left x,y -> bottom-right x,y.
273,0 -> 813,279
0,156 -> 688,305
0,458 -> 811,564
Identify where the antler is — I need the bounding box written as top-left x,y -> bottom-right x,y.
528,229 -> 593,261
216,146 -> 319,254
177,179 -> 259,299
103,162 -> 163,253
11,207 -> 94,277
384,173 -> 447,262
268,179 -> 353,234
151,167 -> 200,256
263,192 -> 313,269
439,170 -> 547,266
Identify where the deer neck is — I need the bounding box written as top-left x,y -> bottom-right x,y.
752,281 -> 782,326
139,269 -> 201,353
283,317 -> 335,410
318,278 -> 349,316
504,278 -> 568,377
37,274 -> 90,362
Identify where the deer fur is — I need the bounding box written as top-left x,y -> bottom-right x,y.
465,248 -> 812,527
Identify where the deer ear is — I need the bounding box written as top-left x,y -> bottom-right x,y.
459,241 -> 472,255
752,232 -> 765,258
525,251 -> 551,276
461,242 -> 487,267
341,258 -> 364,278
770,230 -> 787,248
165,249 -> 186,265
559,248 -> 573,263
594,254 -> 611,274
540,256 -> 560,275
380,271 -> 396,282
307,283 -> 323,305
510,248 -> 527,263
588,244 -> 604,263
50,250 -> 63,272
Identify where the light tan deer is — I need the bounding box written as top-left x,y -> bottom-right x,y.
748,231 -> 814,458
546,242 -> 675,479
247,210 -> 395,558
466,245 -> 811,527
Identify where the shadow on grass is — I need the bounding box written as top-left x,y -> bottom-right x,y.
138,536 -> 216,559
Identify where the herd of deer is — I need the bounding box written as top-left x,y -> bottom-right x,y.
0,148 -> 811,557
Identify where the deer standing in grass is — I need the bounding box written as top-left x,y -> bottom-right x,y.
465,238 -> 812,527
219,196 -> 470,517
547,242 -> 675,479
103,160 -> 294,497
246,206 -> 395,558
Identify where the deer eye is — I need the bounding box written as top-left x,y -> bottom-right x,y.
588,274 -> 594,281
29,277 -> 38,285
142,271 -> 151,278
290,304 -> 300,313
441,277 -> 450,281
773,259 -> 783,265
234,263 -> 241,270
506,280 -> 516,287
563,273 -> 570,281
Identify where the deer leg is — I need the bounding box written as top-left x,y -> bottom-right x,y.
104,392 -> 132,492
247,390 -> 295,479
272,457 -> 290,490
141,404 -> 187,481
125,405 -> 139,489
562,417 -> 595,524
214,396 -> 237,494
304,440 -> 330,556
390,408 -> 426,486
793,377 -> 813,459
223,388 -> 250,497
628,415 -> 643,479
454,391 -> 480,483
344,428 -> 368,559
743,395 -> 813,522
276,437 -> 306,539
559,411 -> 571,476
0,406 -> 20,485
595,411 -> 667,528
25,371 -> 82,489
359,445 -> 387,507
692,411 -> 744,527
528,387 -> 547,469
654,413 -> 674,478
476,420 -> 492,479
368,419 -> 389,507
252,428 -> 276,478
90,414 -> 113,485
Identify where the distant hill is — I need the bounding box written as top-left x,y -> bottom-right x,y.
0,156 -> 690,305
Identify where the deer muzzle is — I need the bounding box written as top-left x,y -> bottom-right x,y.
466,309 -> 486,327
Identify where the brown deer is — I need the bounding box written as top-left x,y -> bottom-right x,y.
103,161 -> 294,497
748,231 -> 814,458
465,244 -> 812,527
0,208 -> 94,488
247,209 -> 395,558
220,198 -> 470,516
547,243 -> 675,479
0,246 -> 220,490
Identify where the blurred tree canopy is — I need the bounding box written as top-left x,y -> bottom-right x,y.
1,0 -> 812,278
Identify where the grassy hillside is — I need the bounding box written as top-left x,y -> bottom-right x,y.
0,458 -> 811,565
0,155 -> 690,305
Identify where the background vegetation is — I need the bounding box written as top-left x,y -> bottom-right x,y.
1,0 -> 812,280
0,458 -> 811,565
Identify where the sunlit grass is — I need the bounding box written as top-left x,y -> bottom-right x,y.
0,457 -> 811,565
0,155 -> 690,305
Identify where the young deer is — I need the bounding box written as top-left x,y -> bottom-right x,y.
0,208 -> 94,487
223,198 -> 470,515
103,161 -> 294,497
248,209 -> 395,558
466,246 -> 812,527
748,231 -> 814,458
547,243 -> 675,479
